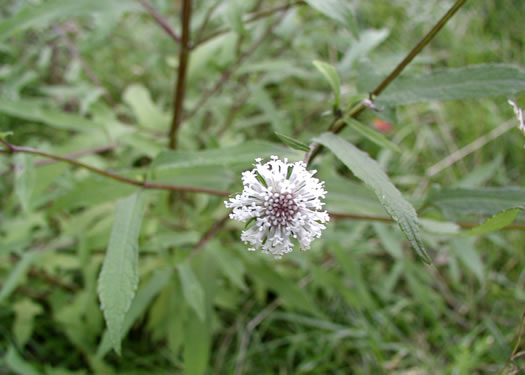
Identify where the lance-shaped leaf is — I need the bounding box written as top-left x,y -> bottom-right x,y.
315,133 -> 430,263
313,60 -> 341,106
457,208 -> 521,237
377,64 -> 525,106
98,191 -> 145,355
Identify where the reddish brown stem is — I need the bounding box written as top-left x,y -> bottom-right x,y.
168,0 -> 192,149
138,0 -> 181,44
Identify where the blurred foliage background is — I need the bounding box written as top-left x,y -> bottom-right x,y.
1,0 -> 525,374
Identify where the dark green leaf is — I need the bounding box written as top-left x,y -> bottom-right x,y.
315,133 -> 430,263
377,64 -> 525,105
344,118 -> 400,153
427,187 -> 525,219
97,192 -> 145,355
274,132 -> 311,152
152,141 -> 300,169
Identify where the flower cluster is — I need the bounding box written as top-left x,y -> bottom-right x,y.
225,156 -> 329,258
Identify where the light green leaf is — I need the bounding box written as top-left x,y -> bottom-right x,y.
313,60 -> 341,106
97,192 -> 145,355
427,187 -> 525,219
5,346 -> 42,375
152,141 -> 300,169
377,64 -> 525,105
457,208 -> 521,237
344,118 -> 400,153
177,261 -> 206,321
274,132 -> 311,152
123,84 -> 169,130
0,130 -> 13,139
13,299 -> 43,347
0,252 -> 40,303
183,308 -> 210,375
450,238 -> 484,284
0,98 -> 102,131
0,0 -> 140,41
14,153 -> 35,212
304,0 -> 358,36
97,268 -> 173,358
315,133 -> 430,263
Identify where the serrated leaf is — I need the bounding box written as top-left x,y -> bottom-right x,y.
177,261 -> 205,321
0,98 -> 102,131
274,132 -> 311,152
97,268 -> 173,358
344,118 -> 400,153
377,64 -> 525,106
313,60 -> 341,106
315,133 -> 430,263
427,187 -> 525,219
457,208 -> 521,237
14,153 -> 35,212
304,0 -> 358,36
152,141 -> 300,169
0,0 -> 140,41
97,192 -> 145,355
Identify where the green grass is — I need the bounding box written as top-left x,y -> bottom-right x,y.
1,1 -> 525,374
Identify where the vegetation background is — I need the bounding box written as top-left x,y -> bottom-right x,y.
1,0 -> 525,374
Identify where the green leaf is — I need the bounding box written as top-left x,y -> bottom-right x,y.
0,98 -> 103,132
183,308 -> 210,375
427,187 -> 525,219
304,0 -> 358,36
97,192 -> 145,355
315,133 -> 430,263
344,118 -> 400,153
0,252 -> 40,303
97,268 -> 173,358
13,299 -> 43,347
0,130 -> 13,139
14,154 -> 35,212
457,208 -> 521,237
123,84 -> 169,130
377,64 -> 525,106
0,0 -> 140,41
313,60 -> 341,106
450,238 -> 484,284
177,261 -> 206,321
5,346 -> 42,375
274,132 -> 311,152
152,141 -> 300,169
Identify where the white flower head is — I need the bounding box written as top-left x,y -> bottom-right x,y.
225,155 -> 329,258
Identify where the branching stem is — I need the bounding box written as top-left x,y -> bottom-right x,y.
305,0 -> 468,165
